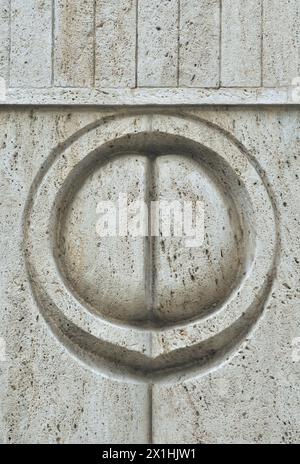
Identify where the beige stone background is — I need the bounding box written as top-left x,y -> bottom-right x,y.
0,0 -> 299,104
0,1 -> 299,444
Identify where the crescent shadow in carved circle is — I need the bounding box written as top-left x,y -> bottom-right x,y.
23,112 -> 279,384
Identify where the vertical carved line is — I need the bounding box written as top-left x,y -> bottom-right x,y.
219,0 -> 222,87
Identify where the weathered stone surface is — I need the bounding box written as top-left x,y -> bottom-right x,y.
0,109 -> 151,444
10,0 -> 52,88
0,107 -> 299,443
154,107 -> 300,444
263,0 -> 300,87
221,0 -> 262,87
95,0 -> 136,88
138,0 -> 178,87
0,1 -> 9,83
0,0 -> 299,100
54,0 -> 94,87
179,0 -> 220,87
0,86 -> 296,106
0,0 -> 300,446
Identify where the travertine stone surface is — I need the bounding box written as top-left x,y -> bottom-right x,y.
263,0 -> 300,87
0,0 -> 299,446
179,0 -> 220,87
95,0 -> 136,88
0,1 -> 9,82
54,0 -> 94,87
154,107 -> 300,444
0,0 -> 298,102
0,107 -> 299,443
138,0 -> 178,87
222,0 -> 262,87
10,0 -> 52,88
0,86 -> 296,106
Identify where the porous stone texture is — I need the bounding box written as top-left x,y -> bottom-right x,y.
0,0 -> 299,103
10,0 -> 52,88
221,0 -> 262,87
0,0 -> 299,446
53,0 -> 94,87
0,107 -> 299,443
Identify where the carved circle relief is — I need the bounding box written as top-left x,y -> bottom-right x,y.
24,113 -> 278,383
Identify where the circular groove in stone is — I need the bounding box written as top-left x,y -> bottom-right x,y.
23,113 -> 278,383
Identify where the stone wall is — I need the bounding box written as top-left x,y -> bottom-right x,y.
0,1 -> 299,444
0,0 -> 299,104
